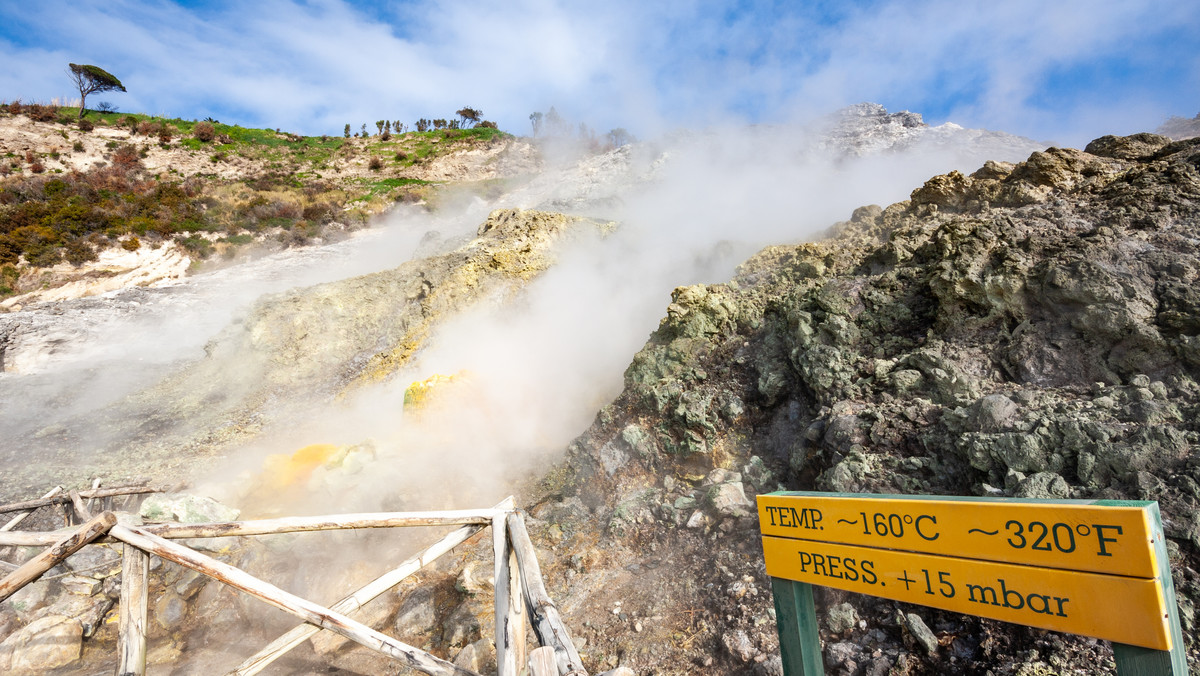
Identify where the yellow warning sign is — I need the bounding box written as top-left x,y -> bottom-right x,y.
762,535 -> 1171,650
757,493 -> 1156,578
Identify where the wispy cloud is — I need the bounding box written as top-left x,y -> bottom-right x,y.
0,0 -> 1196,144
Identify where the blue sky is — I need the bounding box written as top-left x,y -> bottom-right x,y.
0,0 -> 1197,146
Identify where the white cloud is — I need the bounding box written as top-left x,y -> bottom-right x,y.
0,0 -> 1196,143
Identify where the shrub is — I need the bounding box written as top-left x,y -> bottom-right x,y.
7,100 -> 21,115
137,120 -> 161,136
77,118 -> 94,132
27,245 -> 62,267
395,151 -> 408,161
112,144 -> 140,168
0,238 -> 18,266
193,121 -> 215,142
73,141 -> 84,152
63,238 -> 97,266
302,202 -> 333,222
24,150 -> 34,164
216,133 -> 232,144
344,124 -> 351,138
0,264 -> 18,293
380,131 -> 390,141
477,120 -> 498,129
121,236 -> 141,251
29,161 -> 45,174
368,156 -> 383,171
25,104 -> 58,122
179,234 -> 213,258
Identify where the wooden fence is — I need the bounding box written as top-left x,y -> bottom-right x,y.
0,492 -> 594,676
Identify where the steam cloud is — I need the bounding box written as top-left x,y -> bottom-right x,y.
176,119 -> 1045,514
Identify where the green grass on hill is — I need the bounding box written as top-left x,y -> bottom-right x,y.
0,101 -> 516,297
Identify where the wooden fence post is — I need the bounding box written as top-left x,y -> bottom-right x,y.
117,545 -> 149,676
493,510 -> 520,676
528,646 -> 558,676
507,512 -> 587,675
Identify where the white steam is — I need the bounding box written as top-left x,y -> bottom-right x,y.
194,119 -> 1044,514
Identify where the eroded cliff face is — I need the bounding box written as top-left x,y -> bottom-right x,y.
539,134 -> 1200,674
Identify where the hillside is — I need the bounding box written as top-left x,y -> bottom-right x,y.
0,103 -> 538,307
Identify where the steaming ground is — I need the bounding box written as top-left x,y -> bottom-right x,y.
1,109 -> 1046,514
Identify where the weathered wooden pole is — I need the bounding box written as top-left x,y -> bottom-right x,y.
69,489 -> 92,523
0,508 -> 506,547
117,544 -> 149,676
109,524 -> 480,676
528,646 -> 558,676
493,510 -> 522,676
507,512 -> 586,676
85,478 -> 102,514
0,511 -> 116,602
0,486 -> 160,515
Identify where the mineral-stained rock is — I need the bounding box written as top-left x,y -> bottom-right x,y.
704,481 -> 752,518
825,602 -> 859,633
456,560 -> 492,596
0,614 -> 83,673
392,585 -> 437,642
453,638 -> 496,673
722,629 -> 755,662
140,493 -> 241,523
1013,471 -> 1070,499
44,592 -> 113,638
442,600 -> 483,648
154,592 -> 186,630
4,580 -> 50,620
825,641 -> 861,670
899,612 -> 939,655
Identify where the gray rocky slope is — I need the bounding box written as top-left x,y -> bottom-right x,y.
541,133 -> 1200,674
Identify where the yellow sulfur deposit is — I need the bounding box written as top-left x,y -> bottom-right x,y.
260,443 -> 343,490
403,371 -> 468,412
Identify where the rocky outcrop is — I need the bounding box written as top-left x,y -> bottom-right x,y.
1158,112 -> 1200,141
541,134 -> 1200,673
817,102 -> 1044,160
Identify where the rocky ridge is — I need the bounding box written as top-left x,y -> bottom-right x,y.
816,103 -> 1045,161
1158,112 -> 1200,141
540,133 -> 1200,674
